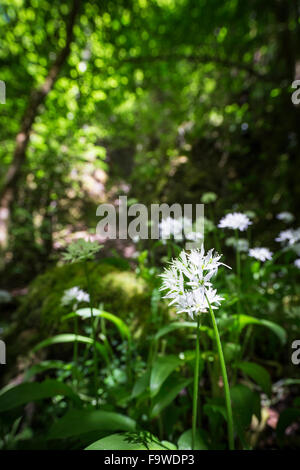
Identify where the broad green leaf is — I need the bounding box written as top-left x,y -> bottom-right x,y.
259,319 -> 287,345
85,432 -> 170,450
76,308 -> 131,341
32,334 -> 109,363
48,409 -> 136,439
281,379 -> 300,386
150,355 -> 182,397
230,385 -> 260,434
154,321 -> 210,340
177,429 -> 208,450
131,370 -> 150,398
23,360 -> 68,381
60,312 -> 77,322
236,361 -> 272,396
223,342 -> 241,362
0,380 -> 80,412
203,403 -> 227,422
160,440 -> 177,450
235,314 -> 287,345
151,377 -> 192,418
155,322 -> 197,340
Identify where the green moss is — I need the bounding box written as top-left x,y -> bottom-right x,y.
15,259 -> 151,334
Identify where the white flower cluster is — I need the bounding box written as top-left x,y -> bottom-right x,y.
275,228 -> 300,246
248,247 -> 273,262
218,212 -> 252,232
294,259 -> 300,269
61,287 -> 90,306
276,212 -> 294,223
159,216 -> 203,242
160,246 -> 230,319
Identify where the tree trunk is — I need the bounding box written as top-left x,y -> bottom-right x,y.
0,0 -> 81,248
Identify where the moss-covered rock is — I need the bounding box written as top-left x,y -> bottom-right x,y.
2,259 -> 154,384
15,259 -> 151,333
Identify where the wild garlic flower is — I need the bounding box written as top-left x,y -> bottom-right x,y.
276,212 -> 294,223
275,228 -> 300,246
185,230 -> 203,242
159,217 -> 182,240
61,287 -> 90,306
294,259 -> 300,269
159,216 -> 202,242
248,247 -> 273,262
160,246 -> 230,319
218,212 -> 252,232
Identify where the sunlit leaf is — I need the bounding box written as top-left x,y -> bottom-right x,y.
85,432 -> 171,450
236,361 -> 272,396
76,308 -> 131,341
48,409 -> 136,439
151,377 -> 192,418
32,334 -> 109,363
177,429 -> 208,450
0,380 -> 80,412
150,355 -> 182,397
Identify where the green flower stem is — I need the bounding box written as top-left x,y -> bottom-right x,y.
192,316 -> 201,450
73,315 -> 79,389
235,230 -> 241,306
84,262 -> 99,408
234,230 -> 241,372
209,206 -> 221,254
205,294 -> 235,450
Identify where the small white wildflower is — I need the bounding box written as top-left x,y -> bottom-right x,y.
159,216 -> 203,242
159,216 -> 184,240
61,287 -> 90,306
275,228 -> 300,246
294,259 -> 300,269
276,212 -> 294,223
160,245 -> 230,319
185,230 -> 203,242
218,212 -> 252,232
248,247 -> 273,262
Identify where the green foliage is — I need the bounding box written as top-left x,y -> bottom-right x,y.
48,409 -> 136,440
62,239 -> 102,263
236,361 -> 272,396
150,355 -> 183,397
32,333 -> 109,364
0,0 -> 300,452
14,260 -> 152,330
177,429 -> 208,450
85,432 -> 174,451
76,308 -> 131,341
0,380 -> 80,413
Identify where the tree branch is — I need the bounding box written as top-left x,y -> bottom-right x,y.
0,0 -> 81,247
0,0 -> 81,203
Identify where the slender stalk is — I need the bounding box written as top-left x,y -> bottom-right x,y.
167,241 -> 172,261
84,261 -> 99,407
73,314 -> 79,389
234,230 -> 241,382
205,294 -> 234,450
209,206 -> 221,253
235,229 -> 241,313
192,316 -> 201,450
